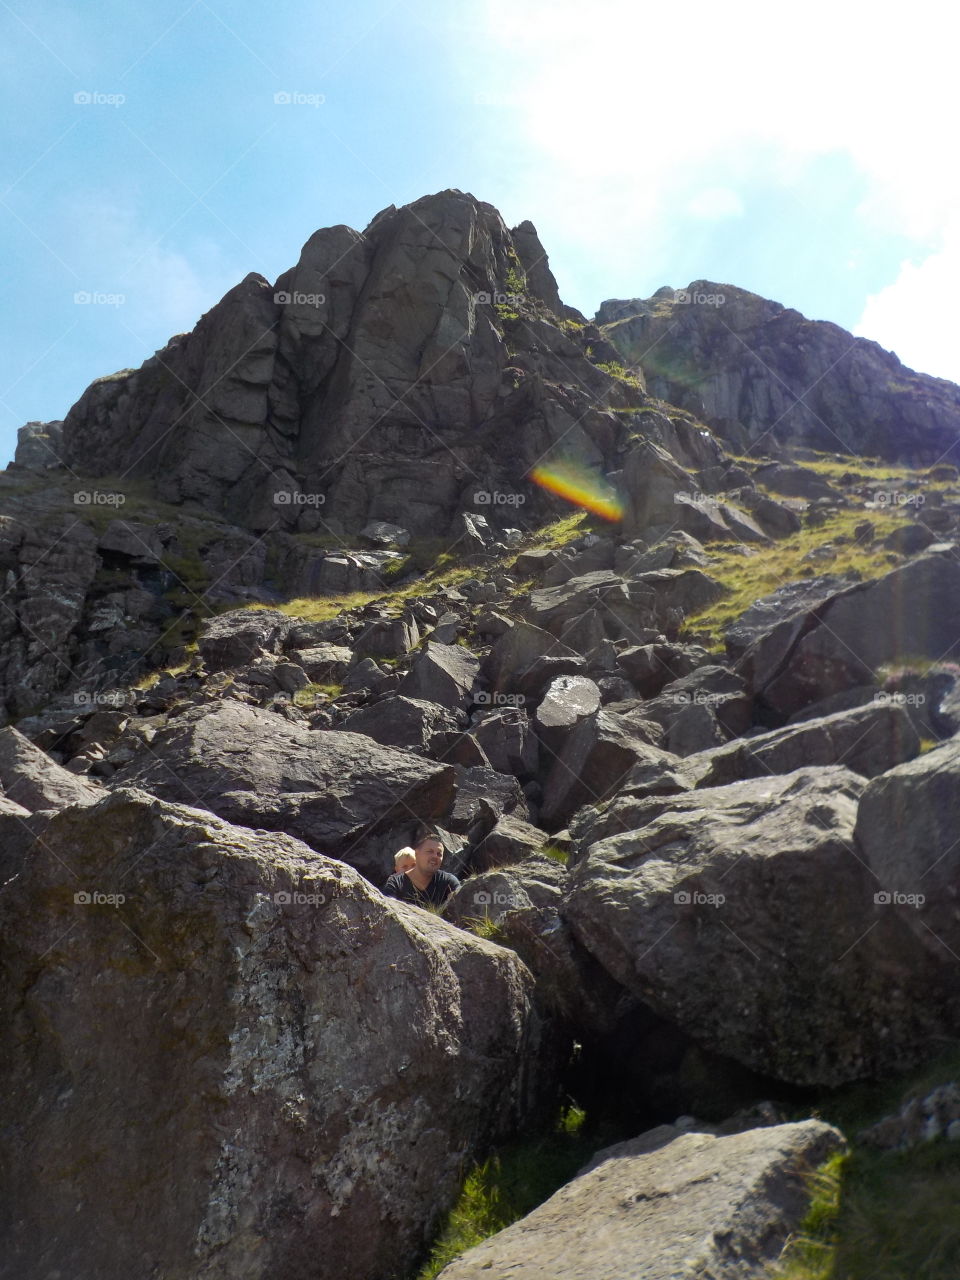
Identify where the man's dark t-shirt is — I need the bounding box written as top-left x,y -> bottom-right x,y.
382,870 -> 461,907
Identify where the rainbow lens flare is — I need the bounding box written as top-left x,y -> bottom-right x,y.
530,461 -> 624,522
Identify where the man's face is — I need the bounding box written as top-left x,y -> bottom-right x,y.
415,839 -> 444,874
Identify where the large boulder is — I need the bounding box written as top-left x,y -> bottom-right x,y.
436,1120 -> 845,1280
398,641 -> 480,710
743,551 -> 960,721
676,700 -> 920,788
482,620 -> 583,698
110,701 -> 455,879
0,789 -> 542,1280
855,738 -> 960,961
337,695 -> 464,755
0,726 -> 102,811
565,766 -> 958,1085
540,708 -> 674,831
534,675 -> 602,756
199,608 -> 292,672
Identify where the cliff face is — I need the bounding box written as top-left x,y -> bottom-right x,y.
599,283 -> 960,464
60,191 -> 636,536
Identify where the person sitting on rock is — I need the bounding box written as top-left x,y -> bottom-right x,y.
382,832 -> 460,908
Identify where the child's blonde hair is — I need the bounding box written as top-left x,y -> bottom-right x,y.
394,846 -> 416,868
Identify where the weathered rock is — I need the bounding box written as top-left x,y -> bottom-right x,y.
398,641 -> 480,710
435,1119 -> 845,1280
0,726 -> 102,811
859,1082 -> 960,1151
110,701 -> 455,879
353,616 -> 419,659
469,813 -> 550,870
600,281 -> 960,464
287,643 -> 354,682
540,709 -> 674,831
470,708 -> 539,777
199,608 -> 292,672
359,519 -> 410,546
724,574 -> 857,665
534,675 -> 602,757
675,700 -> 920,787
337,695 -> 464,755
855,738 -> 960,961
566,766 -> 958,1084
449,765 -> 530,833
749,551 -> 960,720
0,788 -> 542,1280
753,462 -> 839,501
482,620 -> 583,698
13,419 -> 64,469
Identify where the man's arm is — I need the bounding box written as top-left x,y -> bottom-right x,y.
382,873 -> 407,899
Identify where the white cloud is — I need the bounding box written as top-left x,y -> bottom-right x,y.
854,226 -> 960,382
475,0 -> 959,373
686,187 -> 744,221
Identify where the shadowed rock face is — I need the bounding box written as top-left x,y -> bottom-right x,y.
0,788 -> 543,1280
599,282 -> 960,464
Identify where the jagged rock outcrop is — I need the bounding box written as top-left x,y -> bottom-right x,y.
59,191 -> 643,537
0,788 -> 544,1280
599,282 -> 960,463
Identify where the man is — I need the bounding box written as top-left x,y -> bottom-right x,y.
382,832 -> 460,908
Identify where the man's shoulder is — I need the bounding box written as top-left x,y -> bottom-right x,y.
382,873 -> 409,897
435,870 -> 461,889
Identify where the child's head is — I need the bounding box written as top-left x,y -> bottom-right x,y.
394,846 -> 416,873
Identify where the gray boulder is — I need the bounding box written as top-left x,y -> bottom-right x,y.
534,675 -> 602,757
436,1120 -> 845,1280
0,788 -> 541,1280
398,641 -> 480,710
337,695 -> 464,755
0,726 -> 102,812
199,608 -> 292,672
566,766 -> 957,1084
110,701 -> 455,879
855,738 -> 960,961
287,643 -> 354,682
540,709 -> 674,830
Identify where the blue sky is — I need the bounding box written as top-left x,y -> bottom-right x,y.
2,0 -> 957,466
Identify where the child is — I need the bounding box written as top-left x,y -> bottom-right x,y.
393,847 -> 416,875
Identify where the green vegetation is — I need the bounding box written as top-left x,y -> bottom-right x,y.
774,1045 -> 960,1279
682,505 -> 921,647
461,915 -> 510,945
415,1105 -> 597,1280
593,360 -> 643,391
292,682 -> 343,708
540,844 -> 569,866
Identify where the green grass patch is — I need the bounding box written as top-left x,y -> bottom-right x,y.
681,505 -> 918,646
540,844 -> 569,866
414,1105 -> 596,1280
773,1044 -> 960,1279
